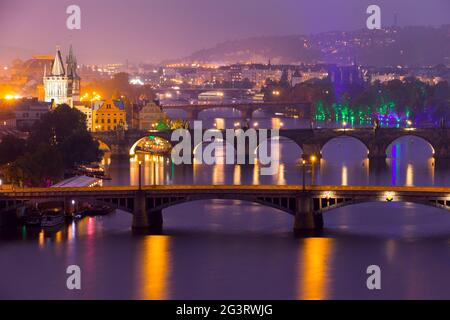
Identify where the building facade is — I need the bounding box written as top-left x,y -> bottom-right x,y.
93,99 -> 126,132
134,102 -> 167,130
74,104 -> 94,132
43,46 -> 80,107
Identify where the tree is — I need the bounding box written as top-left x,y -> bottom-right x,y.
0,135 -> 27,165
4,104 -> 103,187
5,145 -> 64,187
28,104 -> 102,168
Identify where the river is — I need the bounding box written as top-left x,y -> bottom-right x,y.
1,110 -> 449,299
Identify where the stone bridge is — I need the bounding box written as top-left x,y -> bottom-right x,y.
161,101 -> 312,120
1,185 -> 449,235
93,127 -> 450,163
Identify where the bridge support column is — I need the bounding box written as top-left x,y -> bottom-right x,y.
186,110 -> 200,120
148,210 -> 163,234
110,144 -> 131,161
294,193 -> 323,236
301,143 -> 322,161
240,108 -> 252,120
368,144 -> 387,161
434,146 -> 450,169
132,191 -> 149,230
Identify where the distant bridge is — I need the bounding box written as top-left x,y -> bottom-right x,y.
1,185 -> 449,235
93,127 -> 450,162
160,101 -> 312,120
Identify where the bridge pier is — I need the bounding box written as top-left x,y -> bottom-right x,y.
132,192 -> 164,234
239,108 -> 252,120
294,194 -> 323,236
186,110 -> 200,120
367,143 -> 387,161
148,210 -> 163,233
301,143 -> 322,161
132,191 -> 149,231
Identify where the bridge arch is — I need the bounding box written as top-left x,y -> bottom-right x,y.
197,107 -> 243,119
192,137 -> 237,163
162,108 -> 189,119
254,136 -> 303,162
385,134 -> 435,158
129,135 -> 173,157
320,134 -> 370,159
146,196 -> 297,216
312,196 -> 450,214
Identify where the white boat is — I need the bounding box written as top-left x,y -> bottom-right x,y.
41,211 -> 65,227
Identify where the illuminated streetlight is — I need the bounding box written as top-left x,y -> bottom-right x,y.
138,161 -> 143,190
301,159 -> 306,191
386,192 -> 394,202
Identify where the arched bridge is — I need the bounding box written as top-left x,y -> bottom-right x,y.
161,101 -> 312,120
93,127 -> 450,162
1,185 -> 449,235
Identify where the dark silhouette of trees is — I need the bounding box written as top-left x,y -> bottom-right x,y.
1,104 -> 103,187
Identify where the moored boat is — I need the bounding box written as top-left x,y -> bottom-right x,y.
41,210 -> 65,227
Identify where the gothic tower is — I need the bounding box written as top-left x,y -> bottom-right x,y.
43,46 -> 80,107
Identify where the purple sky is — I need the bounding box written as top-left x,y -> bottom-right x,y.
1,0 -> 449,64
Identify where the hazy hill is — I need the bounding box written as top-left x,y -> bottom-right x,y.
174,25 -> 450,67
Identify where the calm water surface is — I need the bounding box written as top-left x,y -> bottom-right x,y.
1,112 -> 449,299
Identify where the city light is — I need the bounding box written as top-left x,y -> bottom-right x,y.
4,94 -> 21,100
385,192 -> 395,202
323,191 -> 334,199
80,92 -> 101,102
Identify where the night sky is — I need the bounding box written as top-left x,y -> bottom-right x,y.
1,0 -> 449,63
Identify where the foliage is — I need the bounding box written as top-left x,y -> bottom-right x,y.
1,104 -> 103,187
0,135 -> 27,165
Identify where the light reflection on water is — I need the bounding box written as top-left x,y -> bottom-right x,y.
1,116 -> 449,299
107,135 -> 446,187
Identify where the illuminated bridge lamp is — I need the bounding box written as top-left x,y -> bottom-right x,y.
310,155 -> 317,163
324,191 -> 333,200
386,192 -> 395,202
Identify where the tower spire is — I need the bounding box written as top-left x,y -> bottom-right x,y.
51,46 -> 65,76
66,44 -> 79,78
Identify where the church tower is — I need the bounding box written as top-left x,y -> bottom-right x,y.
43,46 -> 80,107
66,45 -> 80,103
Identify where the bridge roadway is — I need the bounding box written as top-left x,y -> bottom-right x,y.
1,185 -> 449,235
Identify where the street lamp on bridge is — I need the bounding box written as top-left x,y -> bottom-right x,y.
138,161 -> 143,190
300,155 -> 318,191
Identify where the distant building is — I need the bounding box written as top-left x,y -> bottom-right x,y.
6,98 -> 51,131
92,99 -> 126,132
241,65 -> 283,89
74,104 -> 94,132
134,101 -> 167,130
43,46 -> 80,107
